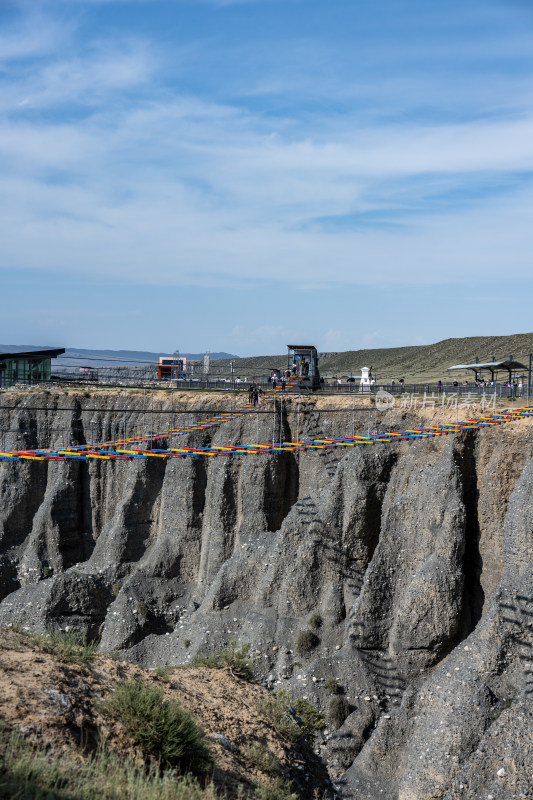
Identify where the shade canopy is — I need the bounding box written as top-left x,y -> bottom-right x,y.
448,359 -> 527,374
0,348 -> 65,360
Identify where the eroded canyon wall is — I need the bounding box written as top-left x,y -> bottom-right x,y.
0,390 -> 532,799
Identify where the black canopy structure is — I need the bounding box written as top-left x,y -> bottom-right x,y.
0,348 -> 65,388
447,358 -> 527,382
287,345 -> 320,388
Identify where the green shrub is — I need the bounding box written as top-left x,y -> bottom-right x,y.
155,666 -> 175,683
292,698 -> 325,737
100,680 -> 213,774
257,690 -> 323,743
0,728 -> 218,800
193,641 -> 254,682
307,613 -> 322,630
29,629 -> 99,664
257,691 -> 301,744
328,695 -> 350,728
325,677 -> 340,695
295,629 -> 319,658
253,775 -> 297,800
242,743 -> 280,776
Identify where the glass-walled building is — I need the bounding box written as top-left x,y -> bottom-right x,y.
0,349 -> 65,389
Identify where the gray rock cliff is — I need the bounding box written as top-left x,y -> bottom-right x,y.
0,390 -> 532,798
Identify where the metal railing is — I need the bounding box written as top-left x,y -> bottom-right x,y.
1,370 -> 529,400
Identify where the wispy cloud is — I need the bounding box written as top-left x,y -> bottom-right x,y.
1,0 -> 533,294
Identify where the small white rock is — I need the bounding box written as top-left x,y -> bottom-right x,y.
497,768 -> 506,778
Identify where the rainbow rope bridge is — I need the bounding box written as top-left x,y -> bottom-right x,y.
1,387 -> 532,461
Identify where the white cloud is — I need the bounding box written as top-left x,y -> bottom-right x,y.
0,11 -> 68,64
1,1 -> 533,295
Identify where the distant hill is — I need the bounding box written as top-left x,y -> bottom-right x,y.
215,333 -> 533,381
3,335 -> 532,380
0,346 -> 237,367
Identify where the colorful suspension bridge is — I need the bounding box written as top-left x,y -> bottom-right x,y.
1,382 -> 532,462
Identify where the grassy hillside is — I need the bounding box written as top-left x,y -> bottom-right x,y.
215,333 -> 533,381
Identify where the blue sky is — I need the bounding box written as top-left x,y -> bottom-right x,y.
1,0 -> 533,356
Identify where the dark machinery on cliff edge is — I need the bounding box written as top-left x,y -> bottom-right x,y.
287,345 -> 321,390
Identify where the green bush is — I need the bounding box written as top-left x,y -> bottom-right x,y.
257,691 -> 300,744
193,641 -> 254,682
307,613 -> 322,630
328,695 -> 350,728
295,629 -> 319,658
29,629 -> 98,664
253,775 -> 297,800
325,677 -> 340,695
242,743 -> 280,776
257,690 -> 324,743
100,680 -> 213,774
155,666 -> 175,683
0,728 -> 218,800
292,698 -> 325,737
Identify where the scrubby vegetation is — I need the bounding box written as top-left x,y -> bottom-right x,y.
325,677 -> 340,695
294,629 -> 319,658
100,680 -> 213,774
257,692 -> 301,743
253,776 -> 297,800
0,727 -> 217,800
0,725 -> 299,800
307,613 -> 322,630
155,666 -> 176,683
242,743 -> 280,776
193,641 -> 254,682
328,695 -> 350,728
291,698 -> 325,737
257,690 -> 324,743
20,628 -> 99,665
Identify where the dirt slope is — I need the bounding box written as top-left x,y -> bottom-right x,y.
0,628 -> 331,798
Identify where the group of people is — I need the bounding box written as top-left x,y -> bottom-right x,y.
270,372 -> 288,391
247,383 -> 263,406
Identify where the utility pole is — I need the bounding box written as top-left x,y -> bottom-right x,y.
172,349 -> 180,382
